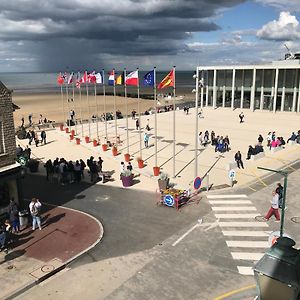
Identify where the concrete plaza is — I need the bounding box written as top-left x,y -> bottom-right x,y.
18,106 -> 300,193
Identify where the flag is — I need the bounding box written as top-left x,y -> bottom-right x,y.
157,69 -> 174,89
67,72 -> 74,85
95,72 -> 103,84
125,70 -> 139,86
57,73 -> 64,85
81,71 -> 88,83
88,71 -> 97,84
108,71 -> 115,85
76,72 -> 81,88
115,74 -> 123,85
143,70 -> 155,86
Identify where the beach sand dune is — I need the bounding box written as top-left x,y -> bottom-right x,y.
12,92 -> 155,127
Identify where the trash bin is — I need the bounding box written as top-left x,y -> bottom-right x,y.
19,210 -> 29,228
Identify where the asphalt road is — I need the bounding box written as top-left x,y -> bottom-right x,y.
22,174 -> 209,265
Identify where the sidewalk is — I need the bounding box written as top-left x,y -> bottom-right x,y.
0,204 -> 103,300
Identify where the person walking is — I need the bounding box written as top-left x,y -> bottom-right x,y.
136,119 -> 140,130
264,191 -> 280,221
40,130 -> 46,145
144,132 -> 149,148
29,198 -> 42,230
275,183 -> 284,209
258,134 -> 264,144
234,151 -> 244,169
239,112 -> 244,123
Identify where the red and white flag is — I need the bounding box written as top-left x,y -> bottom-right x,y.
67,72 -> 74,84
88,71 -> 96,84
125,70 -> 139,86
81,71 -> 88,83
76,72 -> 81,89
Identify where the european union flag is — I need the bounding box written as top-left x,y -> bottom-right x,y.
143,70 -> 154,86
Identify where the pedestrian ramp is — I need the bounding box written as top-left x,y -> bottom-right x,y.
207,194 -> 270,276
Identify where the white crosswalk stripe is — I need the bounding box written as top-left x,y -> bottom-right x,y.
209,194 -> 269,276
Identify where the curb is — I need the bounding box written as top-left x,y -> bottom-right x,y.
2,203 -> 104,300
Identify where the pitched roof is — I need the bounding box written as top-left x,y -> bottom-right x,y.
0,81 -> 12,97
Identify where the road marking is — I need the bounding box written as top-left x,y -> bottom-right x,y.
237,266 -> 254,276
215,213 -> 259,219
207,194 -> 248,199
172,220 -> 202,247
212,206 -> 257,211
231,252 -> 264,261
219,222 -> 268,227
222,230 -> 271,237
226,241 -> 269,248
209,200 -> 252,204
213,284 -> 256,300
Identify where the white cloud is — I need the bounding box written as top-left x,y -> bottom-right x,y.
255,0 -> 300,12
257,11 -> 300,41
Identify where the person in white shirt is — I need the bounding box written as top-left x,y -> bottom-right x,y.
29,198 -> 42,230
264,191 -> 280,221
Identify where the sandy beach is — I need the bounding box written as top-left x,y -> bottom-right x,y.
12,91 -> 157,128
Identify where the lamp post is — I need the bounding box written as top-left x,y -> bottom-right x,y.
257,166 -> 288,237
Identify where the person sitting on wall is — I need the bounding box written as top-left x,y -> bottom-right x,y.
246,145 -> 255,160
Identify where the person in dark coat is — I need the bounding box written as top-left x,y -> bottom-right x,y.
234,151 -> 244,169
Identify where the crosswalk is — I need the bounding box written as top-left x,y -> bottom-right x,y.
207,194 -> 270,276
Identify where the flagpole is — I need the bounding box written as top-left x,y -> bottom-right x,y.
66,81 -> 70,131
72,78 -> 77,134
124,68 -> 129,154
113,68 -> 117,142
173,66 -> 176,178
154,67 -> 158,167
94,80 -> 99,141
137,68 -> 142,159
79,82 -> 83,137
103,69 -> 107,140
86,72 -> 91,138
60,83 -> 64,127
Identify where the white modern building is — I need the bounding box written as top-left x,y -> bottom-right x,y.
196,59 -> 300,113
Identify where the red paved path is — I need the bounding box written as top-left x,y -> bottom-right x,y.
13,205 -> 101,262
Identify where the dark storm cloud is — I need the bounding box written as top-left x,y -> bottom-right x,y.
0,0 -> 246,71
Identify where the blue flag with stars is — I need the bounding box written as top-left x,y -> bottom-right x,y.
143,70 -> 154,86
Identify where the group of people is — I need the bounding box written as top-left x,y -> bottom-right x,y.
26,129 -> 47,147
16,144 -> 31,159
266,131 -> 286,149
0,198 -> 42,253
43,156 -> 105,185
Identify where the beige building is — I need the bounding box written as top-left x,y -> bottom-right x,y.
196,59 -> 300,112
0,82 -> 22,216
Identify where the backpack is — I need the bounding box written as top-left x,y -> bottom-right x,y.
31,204 -> 40,216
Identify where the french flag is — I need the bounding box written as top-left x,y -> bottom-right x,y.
108,70 -> 115,86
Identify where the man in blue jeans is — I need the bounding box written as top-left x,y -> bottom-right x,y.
29,198 -> 42,230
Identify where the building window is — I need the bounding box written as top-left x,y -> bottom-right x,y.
0,118 -> 5,154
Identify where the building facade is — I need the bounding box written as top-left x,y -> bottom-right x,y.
0,81 -> 22,215
196,60 -> 300,112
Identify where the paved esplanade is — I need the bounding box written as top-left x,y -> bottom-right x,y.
18,106 -> 300,192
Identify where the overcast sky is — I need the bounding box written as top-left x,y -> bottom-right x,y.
0,0 -> 300,72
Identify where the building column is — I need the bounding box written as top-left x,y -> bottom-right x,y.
240,70 -> 244,109
250,68 -> 256,111
200,72 -> 204,108
260,69 -> 264,110
273,68 -> 279,113
213,69 -> 217,109
222,70 -> 226,107
297,76 -> 300,113
205,85 -> 209,107
281,69 -> 286,112
292,69 -> 298,112
231,68 -> 236,110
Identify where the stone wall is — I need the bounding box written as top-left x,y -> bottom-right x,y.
0,82 -> 16,168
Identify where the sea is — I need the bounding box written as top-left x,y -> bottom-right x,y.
0,71 -> 195,95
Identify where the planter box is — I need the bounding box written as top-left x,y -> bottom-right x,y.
121,175 -> 133,187
158,178 -> 169,190
124,153 -> 130,162
250,152 -> 265,161
76,138 -> 80,145
102,144 -> 108,151
138,160 -> 144,168
153,166 -> 160,176
112,147 -> 118,156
